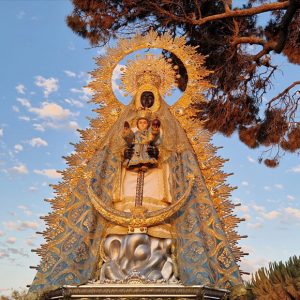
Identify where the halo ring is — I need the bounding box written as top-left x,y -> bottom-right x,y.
92,30 -> 211,111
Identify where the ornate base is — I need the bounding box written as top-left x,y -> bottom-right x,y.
42,284 -> 229,299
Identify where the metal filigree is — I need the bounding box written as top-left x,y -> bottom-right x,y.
86,175 -> 195,229
90,29 -> 212,109
121,53 -> 177,97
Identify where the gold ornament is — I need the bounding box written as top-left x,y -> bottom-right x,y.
136,107 -> 153,121
121,53 -> 176,97
90,29 -> 212,110
86,175 -> 195,231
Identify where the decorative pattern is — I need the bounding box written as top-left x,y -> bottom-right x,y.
43,284 -> 230,300
170,106 -> 247,264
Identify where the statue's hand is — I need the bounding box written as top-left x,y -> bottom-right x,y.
124,146 -> 134,160
147,145 -> 159,159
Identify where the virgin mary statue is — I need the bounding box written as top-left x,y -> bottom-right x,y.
28,32 -> 246,297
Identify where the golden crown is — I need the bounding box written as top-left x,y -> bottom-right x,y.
136,107 -> 153,121
120,53 -> 177,96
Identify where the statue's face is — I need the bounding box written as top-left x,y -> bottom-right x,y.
137,118 -> 149,131
140,91 -> 154,108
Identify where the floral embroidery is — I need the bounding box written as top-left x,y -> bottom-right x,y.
185,242 -> 205,262
218,248 -> 233,268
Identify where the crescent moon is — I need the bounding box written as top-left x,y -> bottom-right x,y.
87,177 -> 195,228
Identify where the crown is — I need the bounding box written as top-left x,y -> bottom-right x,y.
120,53 -> 178,96
136,69 -> 161,89
136,107 -> 152,121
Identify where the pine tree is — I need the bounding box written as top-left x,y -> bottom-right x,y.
66,0 -> 300,166
249,256 -> 300,299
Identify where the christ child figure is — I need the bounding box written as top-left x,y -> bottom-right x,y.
122,110 -> 161,170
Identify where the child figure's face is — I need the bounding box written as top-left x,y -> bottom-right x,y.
137,118 -> 149,131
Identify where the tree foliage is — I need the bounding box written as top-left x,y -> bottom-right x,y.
0,289 -> 27,300
67,0 -> 300,166
248,255 -> 300,299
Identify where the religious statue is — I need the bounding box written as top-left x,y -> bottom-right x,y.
28,31 -> 247,298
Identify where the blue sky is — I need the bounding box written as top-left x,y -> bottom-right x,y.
0,0 -> 299,295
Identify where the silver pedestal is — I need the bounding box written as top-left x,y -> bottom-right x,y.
43,283 -> 229,300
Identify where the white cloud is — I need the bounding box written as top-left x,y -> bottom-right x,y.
28,137 -> 48,147
232,197 -> 241,204
29,186 -> 38,192
18,205 -> 33,215
112,64 -> 126,96
261,210 -> 281,220
264,186 -> 271,191
274,184 -> 283,189
70,88 -> 82,93
290,165 -> 300,173
67,121 -> 79,130
284,207 -> 300,220
34,168 -> 61,179
240,256 -> 269,281
17,205 -> 27,210
22,221 -> 39,229
97,48 -> 107,56
235,205 -> 249,213
0,230 -> 4,237
3,221 -> 39,231
12,105 -> 20,112
16,84 -> 26,94
10,164 -> 29,174
247,222 -> 263,229
68,42 -> 75,51
3,221 -> 19,230
251,204 -> 280,220
25,239 -> 35,246
6,237 -> 16,244
77,71 -> 92,83
33,123 -> 45,132
35,76 -> 59,97
33,120 -> 79,132
0,128 -> 3,138
247,156 -> 256,163
18,116 -> 31,122
0,252 -> 9,259
70,87 -> 93,101
243,214 -> 251,221
252,204 -> 265,213
64,98 -> 84,108
17,97 -> 31,108
64,70 -> 76,77
14,144 -> 23,153
29,102 -> 73,120
241,181 -> 249,186
17,11 -> 25,19
0,247 -> 29,260
287,195 -> 295,201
